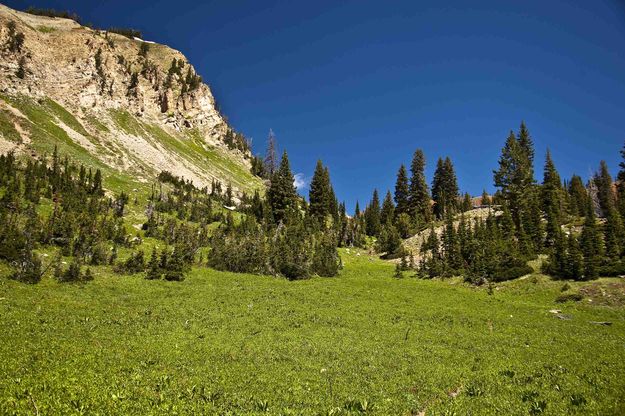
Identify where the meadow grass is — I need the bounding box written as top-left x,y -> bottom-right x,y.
1,250 -> 623,415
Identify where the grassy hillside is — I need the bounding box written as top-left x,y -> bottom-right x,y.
0,94 -> 264,196
1,250 -> 623,415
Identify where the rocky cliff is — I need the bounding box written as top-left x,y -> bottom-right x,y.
0,4 -> 263,194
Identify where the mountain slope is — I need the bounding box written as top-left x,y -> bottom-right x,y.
0,4 -> 263,195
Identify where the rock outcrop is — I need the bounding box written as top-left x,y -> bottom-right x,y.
0,4 -> 263,194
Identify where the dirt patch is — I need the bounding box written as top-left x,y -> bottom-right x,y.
579,280 -> 625,307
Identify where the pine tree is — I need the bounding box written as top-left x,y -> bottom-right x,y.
432,157 -> 458,219
394,164 -> 410,216
432,157 -> 446,219
542,150 -> 564,247
565,232 -> 583,280
264,129 -> 278,177
580,201 -> 601,280
380,190 -> 395,226
408,149 -> 432,224
617,141 -> 625,218
481,189 -> 491,207
309,160 -> 330,220
594,160 -> 615,217
365,189 -> 381,237
267,151 -> 297,224
603,207 -> 623,261
146,246 -> 161,280
461,192 -> 472,212
567,174 -> 587,217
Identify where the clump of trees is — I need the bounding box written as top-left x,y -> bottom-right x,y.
24,7 -> 81,23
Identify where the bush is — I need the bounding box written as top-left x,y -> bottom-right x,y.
56,258 -> 85,283
114,250 -> 145,274
25,7 -> 81,23
107,27 -> 142,39
555,292 -> 583,303
598,260 -> 625,277
493,264 -> 534,282
10,250 -> 42,284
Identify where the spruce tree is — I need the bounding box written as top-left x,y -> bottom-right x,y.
580,200 -> 601,280
365,189 -> 381,237
481,189 -> 491,207
594,160 -> 615,217
603,207 -> 623,261
394,164 -> 410,216
567,174 -> 587,217
542,150 -> 564,247
432,157 -> 446,219
264,129 -> 278,177
566,232 -> 583,280
408,149 -> 432,224
380,190 -> 395,226
309,160 -> 329,220
267,151 -> 297,224
617,141 -> 625,217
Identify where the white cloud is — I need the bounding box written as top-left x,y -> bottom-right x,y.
293,173 -> 307,190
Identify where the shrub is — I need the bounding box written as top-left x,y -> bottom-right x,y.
114,250 -> 145,274
555,292 -> 583,303
57,258 -> 84,283
107,27 -> 142,39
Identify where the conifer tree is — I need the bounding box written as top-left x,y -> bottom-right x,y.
603,207 -> 623,261
481,189 -> 491,207
267,151 -> 298,224
365,189 -> 381,237
408,149 -> 432,224
567,174 -> 587,217
566,232 -> 583,280
394,164 -> 410,216
580,200 -> 601,280
380,190 -> 395,226
309,160 -> 330,220
432,157 -> 459,219
594,160 -> 616,217
461,192 -> 472,212
264,129 -> 278,177
616,141 -> 625,217
542,150 -> 564,247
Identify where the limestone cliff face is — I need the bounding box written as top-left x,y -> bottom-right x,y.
0,4 -> 262,194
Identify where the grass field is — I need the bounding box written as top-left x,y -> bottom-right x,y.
1,250 -> 624,415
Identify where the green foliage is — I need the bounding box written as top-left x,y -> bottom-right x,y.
394,164 -> 410,216
24,7 -> 81,23
1,250 -> 623,414
408,149 -> 432,224
432,156 -> 459,219
267,151 -> 298,224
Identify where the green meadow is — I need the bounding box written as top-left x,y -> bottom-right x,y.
1,250 -> 624,415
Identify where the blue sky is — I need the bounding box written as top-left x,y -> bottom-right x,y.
6,0 -> 625,211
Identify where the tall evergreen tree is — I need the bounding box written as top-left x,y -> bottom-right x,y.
567,174 -> 588,217
580,200 -> 601,280
267,151 -> 297,224
380,190 -> 395,226
408,149 -> 432,224
542,150 -> 564,247
432,157 -> 459,219
617,141 -> 625,217
264,129 -> 278,178
365,189 -> 381,237
594,160 -> 615,217
394,164 -> 410,216
309,160 -> 330,220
